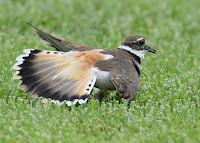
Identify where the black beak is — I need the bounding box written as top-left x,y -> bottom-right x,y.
145,45 -> 156,54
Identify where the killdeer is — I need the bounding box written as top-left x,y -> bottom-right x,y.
12,23 -> 156,106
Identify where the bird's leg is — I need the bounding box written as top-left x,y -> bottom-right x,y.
94,89 -> 107,101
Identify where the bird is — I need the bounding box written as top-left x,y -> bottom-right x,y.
12,23 -> 156,106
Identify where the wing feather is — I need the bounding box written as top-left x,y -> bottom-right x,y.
27,23 -> 104,52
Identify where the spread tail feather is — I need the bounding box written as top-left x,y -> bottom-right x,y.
13,49 -> 97,105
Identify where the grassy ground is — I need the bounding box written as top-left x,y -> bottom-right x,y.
0,0 -> 200,142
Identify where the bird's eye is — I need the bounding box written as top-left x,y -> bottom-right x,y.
138,40 -> 145,46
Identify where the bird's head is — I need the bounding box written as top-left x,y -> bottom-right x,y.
118,35 -> 156,59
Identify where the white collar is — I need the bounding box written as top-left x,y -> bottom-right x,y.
118,45 -> 147,60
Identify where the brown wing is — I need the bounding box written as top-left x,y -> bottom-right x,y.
27,23 -> 103,52
95,48 -> 140,101
110,74 -> 139,101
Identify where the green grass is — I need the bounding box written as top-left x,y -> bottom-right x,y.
0,0 -> 200,142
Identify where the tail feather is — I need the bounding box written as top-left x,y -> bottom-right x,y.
13,49 -> 97,105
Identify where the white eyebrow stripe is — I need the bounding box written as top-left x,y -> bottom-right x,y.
136,37 -> 144,41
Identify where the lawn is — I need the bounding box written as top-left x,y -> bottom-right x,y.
0,0 -> 200,142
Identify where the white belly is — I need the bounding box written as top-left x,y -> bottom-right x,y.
92,68 -> 115,90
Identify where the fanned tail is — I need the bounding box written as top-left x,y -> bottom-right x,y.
13,49 -> 97,105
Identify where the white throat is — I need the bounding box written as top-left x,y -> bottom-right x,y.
118,45 -> 147,60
